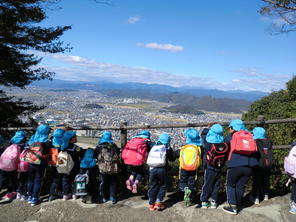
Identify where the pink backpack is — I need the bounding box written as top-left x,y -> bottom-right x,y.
284,146 -> 296,178
229,130 -> 258,160
0,144 -> 20,172
122,137 -> 148,166
18,149 -> 30,172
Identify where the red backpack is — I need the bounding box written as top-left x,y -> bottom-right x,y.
229,130 -> 258,160
121,137 -> 148,166
206,143 -> 229,168
24,142 -> 45,165
18,149 -> 30,172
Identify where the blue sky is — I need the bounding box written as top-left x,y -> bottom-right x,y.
39,0 -> 296,92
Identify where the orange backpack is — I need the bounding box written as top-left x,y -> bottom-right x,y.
47,148 -> 59,166
179,144 -> 201,171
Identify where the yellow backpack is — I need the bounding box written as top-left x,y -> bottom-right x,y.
179,144 -> 202,171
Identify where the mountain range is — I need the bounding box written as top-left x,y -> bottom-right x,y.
31,79 -> 268,113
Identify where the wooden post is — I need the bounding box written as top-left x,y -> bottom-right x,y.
120,121 -> 127,149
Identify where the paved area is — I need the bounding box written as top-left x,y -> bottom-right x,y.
0,193 -> 295,222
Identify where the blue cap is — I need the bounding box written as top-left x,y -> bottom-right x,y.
206,124 -> 224,144
52,128 -> 65,148
184,128 -> 202,146
99,131 -> 113,144
31,124 -> 49,143
135,130 -> 151,139
229,119 -> 246,131
157,133 -> 171,145
252,127 -> 266,140
61,131 -> 76,150
10,131 -> 26,144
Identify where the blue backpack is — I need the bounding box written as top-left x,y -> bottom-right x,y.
80,148 -> 96,169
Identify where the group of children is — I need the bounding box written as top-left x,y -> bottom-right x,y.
0,119 -> 295,216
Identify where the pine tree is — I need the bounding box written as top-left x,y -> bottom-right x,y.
0,0 -> 71,126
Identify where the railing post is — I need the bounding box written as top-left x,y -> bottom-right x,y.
120,121 -> 127,149
257,115 -> 265,128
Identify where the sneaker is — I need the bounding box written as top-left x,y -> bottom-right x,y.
63,195 -> 72,201
126,179 -> 133,191
3,192 -> 16,201
30,198 -> 40,206
16,192 -> 21,200
222,205 -> 238,215
27,196 -> 33,204
149,204 -> 156,211
72,195 -> 78,200
154,202 -> 166,211
210,200 -> 218,209
21,195 -> 27,201
184,187 -> 192,206
264,194 -> 269,201
110,197 -> 117,205
254,198 -> 260,205
48,195 -> 56,201
201,201 -> 210,208
289,207 -> 296,214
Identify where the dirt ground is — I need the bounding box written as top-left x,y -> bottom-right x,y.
0,192 -> 295,222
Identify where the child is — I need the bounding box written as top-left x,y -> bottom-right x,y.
95,131 -> 121,204
58,131 -> 84,200
223,119 -> 258,215
290,178 -> 296,214
176,128 -> 202,207
251,127 -> 273,204
287,141 -> 296,214
122,130 -> 152,194
147,133 -> 175,211
48,128 -> 64,201
14,131 -> 29,201
26,124 -> 51,206
200,124 -> 228,209
0,131 -> 27,201
77,148 -> 97,203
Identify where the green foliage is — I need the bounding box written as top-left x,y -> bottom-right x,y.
243,76 -> 296,194
0,0 -> 71,127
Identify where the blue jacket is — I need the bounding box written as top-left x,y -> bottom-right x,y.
225,134 -> 259,168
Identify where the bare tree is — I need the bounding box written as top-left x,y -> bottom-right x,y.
260,0 -> 296,33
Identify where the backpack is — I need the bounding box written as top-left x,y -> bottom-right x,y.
0,144 -> 20,172
284,146 -> 296,178
256,139 -> 274,169
122,137 -> 148,166
24,142 -> 45,165
74,172 -> 89,196
56,151 -> 74,175
179,144 -> 202,171
147,145 -> 167,167
80,149 -> 96,169
229,130 -> 258,160
206,143 -> 229,168
47,148 -> 59,166
97,143 -> 120,174
18,149 -> 30,172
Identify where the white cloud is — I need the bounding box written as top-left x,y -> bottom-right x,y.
230,67 -> 292,92
137,42 -> 184,52
128,16 -> 140,24
38,53 -> 292,92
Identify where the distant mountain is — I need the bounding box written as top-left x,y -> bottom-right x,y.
32,79 -> 268,101
30,79 -> 268,113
